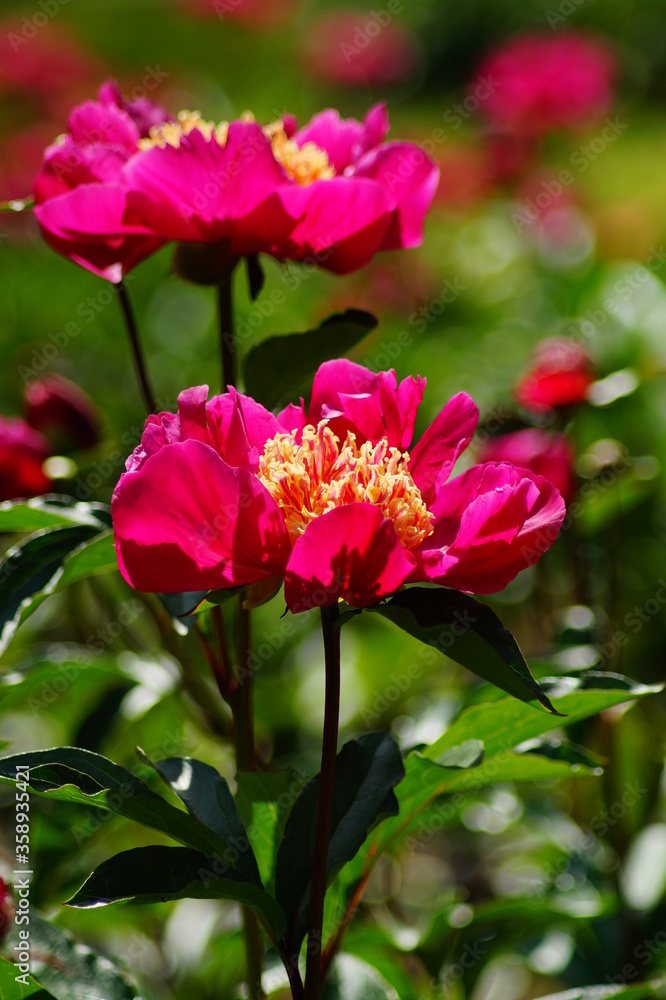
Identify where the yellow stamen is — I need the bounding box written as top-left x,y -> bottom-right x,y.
139,110 -> 335,186
257,422 -> 434,549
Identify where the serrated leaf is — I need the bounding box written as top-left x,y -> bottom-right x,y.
371,588 -> 558,715
66,845 -> 286,940
0,747 -> 238,860
236,769 -> 304,892
0,526 -> 113,653
275,731 -> 404,952
243,309 -> 377,410
143,754 -> 262,885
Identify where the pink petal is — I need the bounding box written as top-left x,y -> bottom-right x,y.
281,176 -> 392,274
112,439 -> 290,593
284,503 -> 415,611
353,141 -> 440,250
410,392 -> 479,503
294,103 -> 389,173
68,100 -> 140,152
206,388 -> 280,471
377,370 -> 425,449
416,463 -> 565,593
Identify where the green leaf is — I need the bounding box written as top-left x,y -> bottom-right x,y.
328,954 -> 397,1000
235,769 -> 304,892
142,753 -> 262,885
360,672 -> 660,866
6,915 -> 139,1000
0,495 -> 111,533
371,588 -> 559,715
0,196 -> 34,212
0,957 -> 58,999
66,845 -> 286,941
243,309 -> 378,410
0,747 -> 238,859
425,672 -> 662,763
275,731 -> 404,951
432,739 -> 484,768
0,526 -> 113,653
532,982 -> 666,999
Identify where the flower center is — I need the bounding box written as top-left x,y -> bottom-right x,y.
257,422 -> 434,549
139,111 -> 335,185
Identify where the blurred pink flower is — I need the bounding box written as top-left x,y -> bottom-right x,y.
479,427 -> 576,503
0,22 -> 96,116
33,89 -> 439,280
0,417 -> 51,502
112,362 -> 565,609
476,32 -> 616,137
24,375 -> 101,452
514,337 -> 596,412
304,11 -> 421,87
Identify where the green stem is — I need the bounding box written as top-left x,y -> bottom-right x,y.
304,603 -> 341,1000
116,281 -> 157,414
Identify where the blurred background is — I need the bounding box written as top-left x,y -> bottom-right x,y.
2,1 -> 666,998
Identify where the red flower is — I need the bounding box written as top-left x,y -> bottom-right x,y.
24,375 -> 100,452
33,84 -> 439,281
514,337 -> 596,412
478,428 -> 576,503
304,11 -> 421,88
0,417 -> 51,502
112,361 -> 565,611
476,32 -> 616,138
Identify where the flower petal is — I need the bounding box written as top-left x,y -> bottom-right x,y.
112,439 -> 290,593
294,103 -> 389,173
416,462 -> 565,593
353,140 -> 440,250
284,502 -> 415,611
410,392 -> 479,503
206,388 -> 280,470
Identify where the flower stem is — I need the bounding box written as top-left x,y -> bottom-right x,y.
116,281 -> 157,414
218,275 -> 237,390
304,603 -> 341,1000
217,272 -> 262,996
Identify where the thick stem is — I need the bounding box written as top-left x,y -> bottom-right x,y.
116,281 -> 157,414
304,603 -> 341,1000
218,276 -> 237,390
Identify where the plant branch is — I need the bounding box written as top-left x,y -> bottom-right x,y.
304,602 -> 341,999
116,280 -> 157,414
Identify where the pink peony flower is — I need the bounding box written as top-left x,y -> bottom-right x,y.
112,361 -> 565,611
304,11 -> 421,88
0,417 -> 51,502
514,337 -> 596,412
24,374 -> 100,452
479,427 -> 576,503
33,85 -> 439,281
476,33 -> 616,138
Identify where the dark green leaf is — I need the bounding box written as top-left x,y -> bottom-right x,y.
0,747 -> 238,859
143,753 -> 262,885
6,915 -> 139,1000
0,495 -> 111,534
246,253 -> 265,301
275,731 -> 404,951
243,309 -> 378,410
236,769 -> 304,892
371,588 -> 560,714
66,846 -> 286,940
157,590 -> 210,633
0,526 -> 114,654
